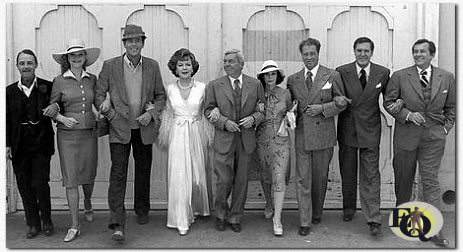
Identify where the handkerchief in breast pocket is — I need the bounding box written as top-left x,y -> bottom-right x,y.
443,90 -> 448,94
322,82 -> 332,90
376,83 -> 382,88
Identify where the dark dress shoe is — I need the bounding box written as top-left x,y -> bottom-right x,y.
215,218 -> 226,231
343,214 -> 354,222
311,218 -> 321,224
230,223 -> 241,233
298,226 -> 310,236
343,209 -> 355,222
430,235 -> 449,246
137,214 -> 149,225
26,226 -> 41,239
43,220 -> 54,236
368,222 -> 381,236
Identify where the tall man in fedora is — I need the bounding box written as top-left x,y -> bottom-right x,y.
384,38 -> 455,246
336,37 -> 390,236
287,37 -> 347,236
95,24 -> 166,241
204,49 -> 265,232
6,49 -> 55,238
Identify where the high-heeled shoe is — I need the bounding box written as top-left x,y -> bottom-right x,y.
84,209 -> 94,222
64,225 -> 81,242
178,229 -> 188,236
273,218 -> 283,237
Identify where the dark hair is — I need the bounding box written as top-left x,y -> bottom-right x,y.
16,49 -> 38,65
167,48 -> 200,77
353,37 -> 374,51
257,70 -> 285,92
412,39 -> 436,56
60,52 -> 87,74
299,37 -> 321,54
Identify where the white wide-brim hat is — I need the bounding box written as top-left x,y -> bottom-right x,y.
257,60 -> 284,78
52,38 -> 100,67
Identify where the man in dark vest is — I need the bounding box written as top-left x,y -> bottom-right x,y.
6,49 -> 55,238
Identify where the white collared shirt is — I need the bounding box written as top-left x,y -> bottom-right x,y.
124,54 -> 143,72
17,77 -> 37,97
63,69 -> 90,80
417,65 -> 432,82
228,74 -> 243,90
304,64 -> 319,82
356,62 -> 371,81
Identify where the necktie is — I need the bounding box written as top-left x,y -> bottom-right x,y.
420,70 -> 429,87
233,79 -> 241,93
305,71 -> 313,90
359,69 -> 367,89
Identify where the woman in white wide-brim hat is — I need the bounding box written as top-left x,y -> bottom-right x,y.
255,60 -> 296,237
43,38 -> 103,242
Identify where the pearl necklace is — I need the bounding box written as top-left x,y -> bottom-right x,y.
177,80 -> 194,90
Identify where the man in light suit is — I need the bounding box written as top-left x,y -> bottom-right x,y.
287,38 -> 347,236
336,37 -> 390,236
95,24 -> 166,241
384,39 -> 455,246
204,49 -> 265,232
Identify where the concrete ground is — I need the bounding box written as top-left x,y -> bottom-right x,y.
6,209 -> 455,249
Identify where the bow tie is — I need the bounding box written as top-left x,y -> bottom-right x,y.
265,89 -> 279,102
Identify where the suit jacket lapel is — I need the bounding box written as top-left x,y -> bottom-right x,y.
115,55 -> 129,105
345,62 -> 363,107
241,75 -> 251,108
140,56 -> 150,111
356,63 -> 380,105
221,77 -> 235,105
406,67 -> 424,100
430,65 -> 442,101
307,66 -> 330,104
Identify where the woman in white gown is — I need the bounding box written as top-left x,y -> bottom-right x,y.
159,48 -> 213,235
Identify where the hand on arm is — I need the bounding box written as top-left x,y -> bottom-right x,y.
6,147 -> 12,160
136,112 -> 152,127
56,114 -> 78,128
225,120 -> 241,132
386,99 -> 404,114
42,103 -> 60,117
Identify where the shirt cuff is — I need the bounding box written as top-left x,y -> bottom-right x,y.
405,112 -> 411,122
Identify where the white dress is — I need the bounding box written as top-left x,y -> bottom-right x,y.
159,80 -> 213,232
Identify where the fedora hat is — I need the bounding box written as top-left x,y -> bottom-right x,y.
257,60 -> 284,78
52,39 -> 100,67
122,24 -> 147,41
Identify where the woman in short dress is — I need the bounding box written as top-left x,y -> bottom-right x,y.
159,48 -> 213,236
44,39 -> 101,242
255,60 -> 295,236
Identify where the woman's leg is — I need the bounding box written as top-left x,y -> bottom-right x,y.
82,183 -> 94,210
272,144 -> 290,226
65,187 -> 79,229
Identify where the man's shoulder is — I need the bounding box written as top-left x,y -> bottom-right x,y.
142,56 -> 159,66
243,74 -> 259,84
370,62 -> 390,74
288,69 -> 304,79
433,66 -> 454,78
335,62 -> 355,72
209,75 -> 228,85
6,82 -> 19,93
37,77 -> 53,86
392,66 -> 415,77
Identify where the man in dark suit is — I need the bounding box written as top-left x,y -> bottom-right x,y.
336,37 -> 390,236
384,39 -> 455,246
287,38 -> 347,236
95,24 -> 166,241
6,49 -> 55,238
204,49 -> 265,232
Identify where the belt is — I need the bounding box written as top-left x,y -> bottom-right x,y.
20,121 -> 40,126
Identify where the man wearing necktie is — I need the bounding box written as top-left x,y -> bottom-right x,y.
204,49 -> 265,232
287,38 -> 347,236
384,39 -> 455,246
335,37 -> 390,236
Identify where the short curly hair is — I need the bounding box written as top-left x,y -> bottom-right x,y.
167,48 -> 200,77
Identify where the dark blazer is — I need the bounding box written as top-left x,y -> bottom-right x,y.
6,78 -> 54,157
95,55 -> 166,144
204,74 -> 265,154
336,62 -> 390,148
383,65 -> 455,150
287,65 -> 346,151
